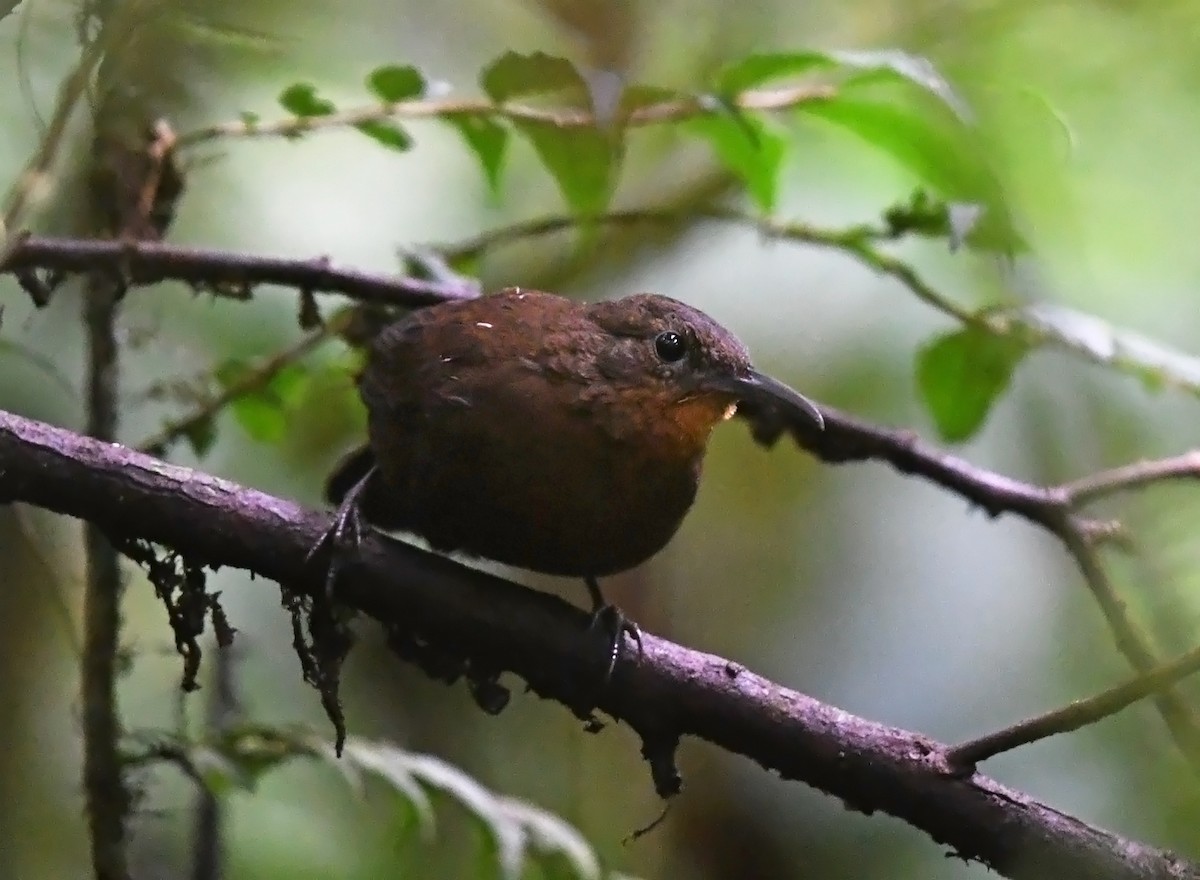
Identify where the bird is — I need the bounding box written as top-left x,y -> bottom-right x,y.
314,287 -> 824,675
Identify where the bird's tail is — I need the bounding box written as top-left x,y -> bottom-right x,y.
324,444 -> 376,505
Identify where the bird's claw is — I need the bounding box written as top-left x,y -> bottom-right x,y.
307,470 -> 372,602
582,574 -> 643,682
588,602 -> 644,683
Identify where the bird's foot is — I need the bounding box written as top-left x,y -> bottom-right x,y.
588,604 -> 644,682
306,468 -> 374,602
584,576 -> 644,683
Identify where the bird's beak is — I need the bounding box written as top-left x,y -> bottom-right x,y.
705,368 -> 825,430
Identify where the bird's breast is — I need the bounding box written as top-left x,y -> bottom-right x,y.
368,372 -> 712,577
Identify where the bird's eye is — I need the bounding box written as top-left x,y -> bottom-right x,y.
654,331 -> 687,363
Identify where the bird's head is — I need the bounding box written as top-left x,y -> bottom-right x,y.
580,294 -> 823,450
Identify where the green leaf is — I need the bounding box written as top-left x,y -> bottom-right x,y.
481,51 -> 585,102
686,110 -> 786,211
446,114 -> 509,194
916,328 -> 1028,442
829,49 -> 970,119
214,361 -> 312,445
883,189 -> 952,238
882,189 -> 986,250
1009,304 -> 1200,395
715,48 -> 968,114
267,363 -> 311,408
182,727 -> 312,796
278,82 -> 335,117
796,74 -> 1016,249
479,52 -> 622,210
335,739 -> 607,880
228,396 -> 287,443
189,746 -> 243,795
498,798 -> 600,880
342,742 -> 436,839
475,813 -> 525,880
182,415 -> 217,458
367,64 -> 426,102
213,358 -> 250,388
443,248 -> 482,281
355,119 -> 413,152
513,120 -> 619,215
715,52 -> 835,95
799,83 -> 978,200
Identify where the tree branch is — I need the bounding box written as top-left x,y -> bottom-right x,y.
189,642 -> 240,880
137,309 -> 350,457
747,403 -> 1200,768
948,641 -> 1200,771
1057,525 -> 1200,766
81,282 -> 129,880
0,407 -> 1196,880
438,208 -> 978,326
1,235 -> 478,308
4,235 -> 1197,769
1062,451 -> 1200,505
176,84 -> 834,149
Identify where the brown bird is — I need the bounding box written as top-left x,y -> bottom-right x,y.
317,288 -> 823,672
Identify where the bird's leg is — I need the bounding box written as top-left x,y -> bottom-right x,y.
584,575 -> 644,682
306,466 -> 375,601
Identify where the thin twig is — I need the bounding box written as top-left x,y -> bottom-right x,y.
437,208 -> 978,326
756,404 -> 1200,771
1062,451 -> 1200,506
1058,522 -> 1200,767
81,279 -> 129,880
177,84 -> 834,149
1,236 -> 478,308
439,207 -> 892,261
948,640 -> 1200,771
77,12 -> 165,872
138,310 -> 351,456
0,26 -> 111,251
190,642 -> 241,880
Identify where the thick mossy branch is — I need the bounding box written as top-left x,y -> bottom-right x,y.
0,407 -> 1194,880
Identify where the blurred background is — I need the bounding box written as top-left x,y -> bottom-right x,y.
3,0 -> 1200,877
